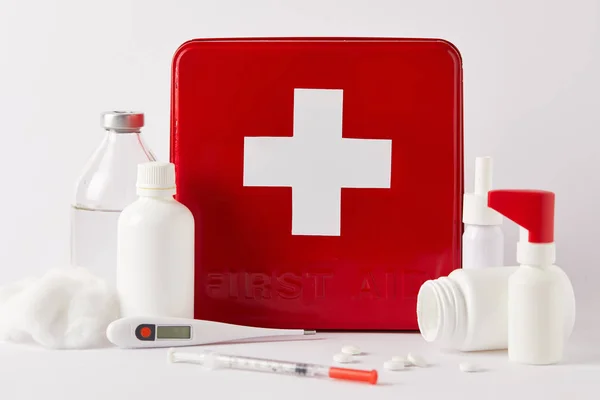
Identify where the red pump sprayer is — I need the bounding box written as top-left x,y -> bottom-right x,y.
488,189 -> 554,244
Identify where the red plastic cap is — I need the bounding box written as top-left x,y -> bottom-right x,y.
329,367 -> 378,385
487,189 -> 555,243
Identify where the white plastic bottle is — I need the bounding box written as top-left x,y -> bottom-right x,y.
71,112 -> 155,284
462,157 -> 504,269
488,189 -> 574,365
416,266 -> 575,352
116,162 -> 195,318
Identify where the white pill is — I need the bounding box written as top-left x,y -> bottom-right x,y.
333,353 -> 354,363
407,352 -> 427,367
341,345 -> 361,355
391,356 -> 409,365
384,360 -> 406,371
459,362 -> 481,373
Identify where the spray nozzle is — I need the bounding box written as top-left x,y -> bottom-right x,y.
462,157 -> 502,226
474,157 -> 493,195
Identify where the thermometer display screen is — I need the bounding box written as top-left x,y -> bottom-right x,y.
156,326 -> 191,339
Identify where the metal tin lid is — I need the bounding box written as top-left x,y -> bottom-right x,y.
101,111 -> 144,132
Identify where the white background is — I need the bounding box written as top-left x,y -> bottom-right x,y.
0,0 -> 599,398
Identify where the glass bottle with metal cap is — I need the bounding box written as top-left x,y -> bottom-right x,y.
71,111 -> 156,285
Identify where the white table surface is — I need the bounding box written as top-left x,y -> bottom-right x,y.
1,308 -> 598,400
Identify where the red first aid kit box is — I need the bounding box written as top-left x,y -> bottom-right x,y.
170,38 -> 463,330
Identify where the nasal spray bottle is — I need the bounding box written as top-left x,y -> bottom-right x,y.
488,189 -> 575,365
462,157 -> 503,269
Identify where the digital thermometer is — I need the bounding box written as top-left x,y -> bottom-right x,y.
107,316 -> 315,348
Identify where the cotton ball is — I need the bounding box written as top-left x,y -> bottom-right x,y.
23,268 -> 85,348
0,277 -> 37,343
0,267 -> 120,349
0,277 -> 35,303
62,269 -> 120,349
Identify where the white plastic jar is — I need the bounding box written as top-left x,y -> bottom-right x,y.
416,266 -> 575,351
116,162 -> 195,318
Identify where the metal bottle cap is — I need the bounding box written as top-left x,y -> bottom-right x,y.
101,111 -> 144,132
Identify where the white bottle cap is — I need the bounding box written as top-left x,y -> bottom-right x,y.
136,162 -> 176,196
516,228 -> 556,266
463,157 -> 502,225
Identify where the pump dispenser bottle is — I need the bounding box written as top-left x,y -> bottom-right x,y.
488,189 -> 575,365
462,157 -> 503,269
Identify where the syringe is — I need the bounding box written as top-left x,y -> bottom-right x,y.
168,348 -> 378,385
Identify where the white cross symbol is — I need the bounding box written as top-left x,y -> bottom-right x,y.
243,88 -> 392,236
